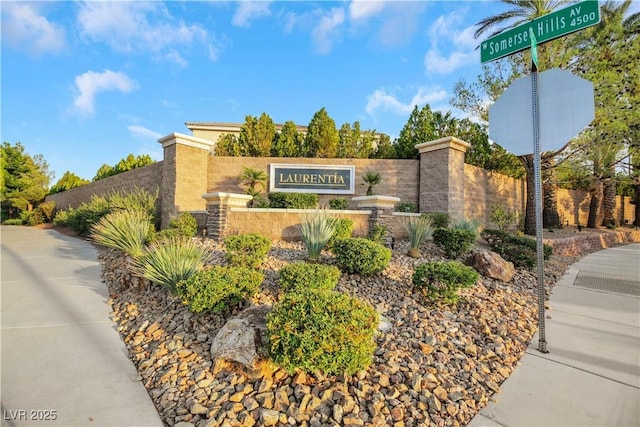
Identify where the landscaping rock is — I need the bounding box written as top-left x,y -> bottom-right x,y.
472,250 -> 516,282
209,305 -> 270,366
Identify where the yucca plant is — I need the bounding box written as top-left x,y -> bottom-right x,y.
299,210 -> 337,260
451,218 -> 482,235
130,237 -> 213,294
89,210 -> 152,259
404,215 -> 434,258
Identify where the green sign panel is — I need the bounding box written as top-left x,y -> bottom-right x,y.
481,0 -> 600,63
269,164 -> 355,194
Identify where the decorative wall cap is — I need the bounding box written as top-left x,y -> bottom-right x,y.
203,192 -> 253,207
352,195 -> 401,209
159,133 -> 216,150
415,136 -> 470,154
229,208 -> 372,215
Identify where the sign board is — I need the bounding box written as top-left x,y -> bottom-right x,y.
488,68 -> 594,155
269,164 -> 355,194
481,0 -> 600,63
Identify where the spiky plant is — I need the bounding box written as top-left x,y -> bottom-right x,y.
404,216 -> 435,258
299,210 -> 337,260
130,237 -> 213,294
451,218 -> 482,235
89,210 -> 152,259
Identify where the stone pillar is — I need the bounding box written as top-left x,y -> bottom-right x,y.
158,133 -> 216,229
203,192 -> 253,241
352,195 -> 400,247
415,137 -> 470,221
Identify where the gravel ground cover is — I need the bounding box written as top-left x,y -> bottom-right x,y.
100,229 -> 600,427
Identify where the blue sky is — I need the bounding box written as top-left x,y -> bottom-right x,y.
1,0 -> 582,182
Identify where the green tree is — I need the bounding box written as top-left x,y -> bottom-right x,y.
305,108 -> 339,158
240,166 -> 268,207
338,122 -> 358,158
49,171 -> 90,194
395,105 -> 438,159
215,133 -> 242,156
93,154 -> 154,181
372,134 -> 396,159
272,121 -> 303,157
1,142 -> 52,219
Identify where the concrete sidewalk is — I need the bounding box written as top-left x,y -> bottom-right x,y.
469,243 -> 640,427
1,226 -> 163,427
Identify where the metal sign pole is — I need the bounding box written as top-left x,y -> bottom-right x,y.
531,61 -> 548,354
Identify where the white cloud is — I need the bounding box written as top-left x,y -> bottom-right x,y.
164,50 -> 188,67
311,7 -> 345,54
348,0 -> 387,22
232,1 -> 272,27
376,2 -> 425,48
76,2 -> 211,63
425,9 -> 477,74
365,86 -> 448,116
425,49 -> 477,74
72,70 -> 137,116
1,2 -> 65,55
128,125 -> 162,140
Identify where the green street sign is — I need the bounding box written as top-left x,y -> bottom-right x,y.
530,27 -> 538,69
481,0 -> 600,63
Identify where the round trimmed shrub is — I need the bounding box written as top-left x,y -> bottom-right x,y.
266,289 -> 378,375
432,228 -> 476,259
333,238 -> 391,275
413,261 -> 479,303
177,266 -> 263,313
224,233 -> 271,268
326,218 -> 353,252
279,262 -> 341,293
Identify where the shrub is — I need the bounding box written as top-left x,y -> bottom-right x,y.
422,212 -> 450,229
168,212 -> 198,238
53,208 -> 72,226
326,218 -> 353,252
108,187 -> 158,220
329,198 -> 348,210
37,201 -> 56,222
404,216 -> 434,257
267,289 -> 378,375
396,202 -> 416,213
3,218 -> 23,226
490,203 -> 518,232
451,218 -> 481,235
413,261 -> 479,303
66,195 -> 111,236
481,229 -> 552,268
224,233 -> 271,268
333,238 -> 391,275
21,209 -> 45,226
90,210 -> 152,259
268,192 -> 318,209
367,224 -> 387,245
432,228 -> 476,259
278,262 -> 341,293
177,266 -> 263,313
131,237 -> 213,294
299,211 -> 337,260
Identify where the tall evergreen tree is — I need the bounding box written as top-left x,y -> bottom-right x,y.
272,121 -> 303,157
395,105 -> 438,159
305,108 -> 339,158
49,171 -> 90,194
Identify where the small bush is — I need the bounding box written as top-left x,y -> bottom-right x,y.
168,212 -> 198,238
367,224 -> 387,245
90,210 -> 152,258
299,211 -> 337,260
422,212 -> 450,229
490,204 -> 518,232
53,208 -> 72,226
108,187 -> 158,219
451,218 -> 481,235
21,209 -> 45,226
326,218 -> 353,252
279,262 -> 341,293
413,261 -> 479,303
404,216 -> 434,257
131,237 -> 213,294
267,289 -> 378,375
177,266 -> 263,313
329,198 -> 348,210
37,201 -> 56,222
481,229 -> 552,269
224,233 -> 271,269
268,192 -> 318,209
432,228 -> 476,259
66,195 -> 111,236
3,218 -> 23,226
396,202 -> 416,213
333,238 -> 391,275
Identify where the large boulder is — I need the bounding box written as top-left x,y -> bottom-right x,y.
471,250 -> 516,282
210,305 -> 270,366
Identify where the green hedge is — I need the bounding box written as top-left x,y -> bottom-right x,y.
268,192 -> 318,209
278,262 -> 341,293
224,233 -> 271,269
413,261 -> 479,303
177,266 -> 263,313
432,228 -> 476,259
267,289 -> 378,375
333,238 -> 391,275
328,198 -> 348,210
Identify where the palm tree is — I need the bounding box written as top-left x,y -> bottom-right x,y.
362,171 -> 382,196
240,167 -> 268,207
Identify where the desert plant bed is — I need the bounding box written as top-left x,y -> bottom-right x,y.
100,238 -> 591,427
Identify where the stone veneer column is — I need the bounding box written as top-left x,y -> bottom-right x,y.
202,193 -> 253,241
415,137 -> 470,221
352,195 -> 400,247
158,133 -> 216,229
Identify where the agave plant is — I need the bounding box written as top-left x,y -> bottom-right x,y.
130,237 -> 213,294
89,209 -> 152,259
299,210 -> 337,260
404,216 -> 434,258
